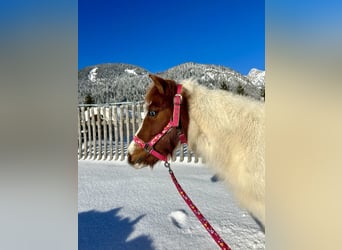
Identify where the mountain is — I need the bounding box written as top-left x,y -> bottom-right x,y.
78,63 -> 151,103
247,68 -> 265,87
78,62 -> 265,104
158,62 -> 264,99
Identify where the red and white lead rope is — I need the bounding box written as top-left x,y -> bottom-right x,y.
165,162 -> 231,250
134,83 -> 231,249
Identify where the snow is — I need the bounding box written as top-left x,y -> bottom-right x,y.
78,159 -> 265,249
88,67 -> 98,82
205,72 -> 215,80
247,68 -> 265,87
168,210 -> 188,229
125,68 -> 138,75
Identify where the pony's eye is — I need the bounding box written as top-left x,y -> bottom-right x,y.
148,110 -> 157,117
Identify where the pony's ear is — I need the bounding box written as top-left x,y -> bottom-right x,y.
149,74 -> 168,95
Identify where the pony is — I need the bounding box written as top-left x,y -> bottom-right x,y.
127,74 -> 265,230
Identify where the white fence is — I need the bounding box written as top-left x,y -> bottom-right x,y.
77,103 -> 200,163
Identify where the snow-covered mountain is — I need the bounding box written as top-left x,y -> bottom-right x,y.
159,62 -> 264,100
78,63 -> 151,103
247,68 -> 265,87
78,62 -> 265,104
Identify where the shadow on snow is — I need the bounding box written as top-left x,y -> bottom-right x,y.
79,208 -> 154,250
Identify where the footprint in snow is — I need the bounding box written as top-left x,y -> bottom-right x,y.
168,209 -> 188,229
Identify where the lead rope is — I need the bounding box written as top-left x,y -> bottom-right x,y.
165,162 -> 231,250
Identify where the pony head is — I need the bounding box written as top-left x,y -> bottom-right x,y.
127,74 -> 188,168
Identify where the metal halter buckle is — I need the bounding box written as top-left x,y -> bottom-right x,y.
143,144 -> 153,153
174,94 -> 183,105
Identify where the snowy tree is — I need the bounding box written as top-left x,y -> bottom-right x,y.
236,83 -> 245,96
78,62 -> 265,103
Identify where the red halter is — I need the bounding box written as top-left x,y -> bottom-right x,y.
133,84 -> 186,162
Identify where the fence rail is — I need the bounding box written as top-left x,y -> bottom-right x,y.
77,102 -> 200,163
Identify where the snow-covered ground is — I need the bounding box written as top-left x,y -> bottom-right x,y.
78,160 -> 265,249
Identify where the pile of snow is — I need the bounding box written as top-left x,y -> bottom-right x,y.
78,160 -> 265,249
168,210 -> 188,229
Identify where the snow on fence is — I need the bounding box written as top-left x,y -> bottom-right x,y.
77,102 -> 200,163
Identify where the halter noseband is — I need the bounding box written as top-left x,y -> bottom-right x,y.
133,84 -> 187,162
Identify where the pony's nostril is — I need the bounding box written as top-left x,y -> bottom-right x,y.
136,157 -> 143,164
127,153 -> 142,166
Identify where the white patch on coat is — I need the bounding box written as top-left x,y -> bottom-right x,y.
127,102 -> 149,155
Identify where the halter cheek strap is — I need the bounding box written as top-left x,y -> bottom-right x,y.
133,84 -> 187,161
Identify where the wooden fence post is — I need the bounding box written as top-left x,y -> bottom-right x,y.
113,106 -> 119,160
108,106 -> 113,160
103,107 -> 108,160
91,108 -> 96,160
78,108 -> 82,159
187,147 -> 192,163
136,103 -> 142,132
179,144 -> 184,162
131,103 -> 136,139
80,107 -> 88,160
86,107 -> 92,159
119,105 -> 124,161
125,105 -> 130,157
96,107 -> 102,160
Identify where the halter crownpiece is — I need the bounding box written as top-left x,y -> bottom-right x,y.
133,84 -> 186,162
171,84 -> 183,127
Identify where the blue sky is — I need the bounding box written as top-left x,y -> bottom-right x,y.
79,0 -> 264,75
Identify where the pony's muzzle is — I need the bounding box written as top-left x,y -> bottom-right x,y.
127,142 -> 147,168
127,153 -> 143,168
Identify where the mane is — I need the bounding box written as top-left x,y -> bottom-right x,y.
181,78 -> 264,133
180,78 -> 265,225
